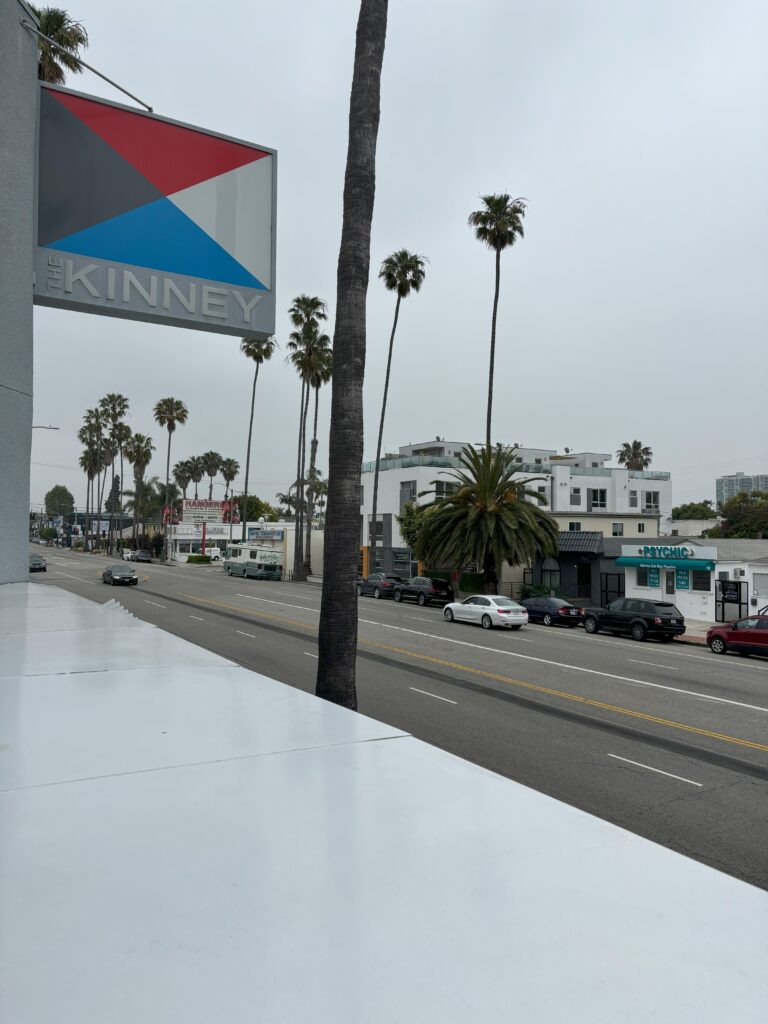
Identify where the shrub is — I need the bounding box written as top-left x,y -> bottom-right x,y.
186,554 -> 211,564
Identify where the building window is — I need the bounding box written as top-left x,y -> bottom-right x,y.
535,458 -> 542,465
637,522 -> 645,534
537,486 -> 547,502
568,521 -> 581,531
570,487 -> 581,506
643,490 -> 660,512
591,461 -> 599,468
629,490 -> 638,508
637,567 -> 649,586
434,481 -> 458,498
590,488 -> 607,510
612,523 -> 624,537
691,570 -> 711,592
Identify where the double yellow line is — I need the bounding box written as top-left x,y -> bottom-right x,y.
180,593 -> 768,755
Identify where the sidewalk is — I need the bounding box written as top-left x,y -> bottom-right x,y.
1,582 -> 766,1022
677,617 -> 711,646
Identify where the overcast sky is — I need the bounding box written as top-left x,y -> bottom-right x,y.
31,0 -> 768,510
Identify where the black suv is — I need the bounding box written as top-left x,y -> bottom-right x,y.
394,576 -> 454,607
583,598 -> 685,642
357,573 -> 403,599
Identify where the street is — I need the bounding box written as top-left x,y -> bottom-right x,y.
36,547 -> 768,889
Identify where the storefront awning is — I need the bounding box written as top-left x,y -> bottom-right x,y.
615,557 -> 715,571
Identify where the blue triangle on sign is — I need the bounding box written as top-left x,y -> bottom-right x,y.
47,197 -> 265,289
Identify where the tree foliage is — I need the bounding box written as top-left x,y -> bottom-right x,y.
44,484 -> 74,515
31,5 -> 88,83
234,494 -> 282,523
616,440 -> 653,470
671,500 -> 716,520
704,491 -> 768,539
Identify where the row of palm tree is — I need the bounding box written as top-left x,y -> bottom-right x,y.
172,454 -> 241,502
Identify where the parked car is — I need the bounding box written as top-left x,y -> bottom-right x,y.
394,576 -> 454,606
122,549 -> 134,560
357,573 -> 403,599
29,554 -> 47,572
707,616 -> 768,657
521,597 -> 582,627
443,595 -> 529,630
132,549 -> 152,563
102,564 -> 139,586
583,598 -> 685,642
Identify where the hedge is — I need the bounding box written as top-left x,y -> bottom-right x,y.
186,554 -> 212,565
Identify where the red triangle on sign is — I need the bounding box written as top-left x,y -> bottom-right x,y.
50,89 -> 268,196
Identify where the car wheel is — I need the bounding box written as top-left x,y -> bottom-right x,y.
444,608 -> 454,622
542,613 -> 553,626
481,614 -> 492,630
709,636 -> 727,655
111,579 -> 116,585
394,590 -> 402,602
373,588 -> 381,599
631,622 -> 646,642
417,593 -> 427,606
584,616 -> 599,634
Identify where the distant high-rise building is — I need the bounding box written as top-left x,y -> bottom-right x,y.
716,472 -> 768,507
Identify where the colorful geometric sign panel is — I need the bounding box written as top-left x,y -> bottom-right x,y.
33,85 -> 276,337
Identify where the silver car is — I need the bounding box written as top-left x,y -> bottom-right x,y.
443,595 -> 528,630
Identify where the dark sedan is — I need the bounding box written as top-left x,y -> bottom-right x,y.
394,576 -> 454,607
29,554 -> 47,572
522,597 -> 582,627
132,549 -> 152,563
357,573 -> 403,599
102,564 -> 139,586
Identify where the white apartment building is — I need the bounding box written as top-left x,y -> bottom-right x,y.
360,439 -> 673,574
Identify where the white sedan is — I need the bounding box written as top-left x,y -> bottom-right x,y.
443,595 -> 529,630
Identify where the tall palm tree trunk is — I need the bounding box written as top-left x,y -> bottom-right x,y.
241,364 -> 259,543
294,385 -> 311,581
292,381 -> 307,579
119,448 -> 125,550
85,475 -> 91,551
304,387 -> 320,574
107,459 -> 115,554
485,246 -> 501,449
96,465 -> 107,550
316,0 -> 388,709
162,431 -> 172,560
370,292 -> 400,570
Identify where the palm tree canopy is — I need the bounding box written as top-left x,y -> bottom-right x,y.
201,451 -> 222,477
220,458 -> 240,485
616,440 -> 653,471
413,445 -> 558,572
241,335 -> 277,365
379,249 -> 427,299
124,433 -> 155,476
153,397 -> 188,434
287,295 -> 327,331
111,422 -> 132,448
173,460 -> 192,491
288,324 -> 332,382
468,193 -> 526,253
31,6 -> 88,83
98,392 -> 129,425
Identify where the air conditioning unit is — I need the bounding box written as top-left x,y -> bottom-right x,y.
734,568 -> 746,578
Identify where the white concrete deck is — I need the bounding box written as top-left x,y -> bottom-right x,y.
1,582 -> 766,1022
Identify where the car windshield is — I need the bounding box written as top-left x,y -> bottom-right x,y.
111,565 -> 130,572
654,603 -> 682,617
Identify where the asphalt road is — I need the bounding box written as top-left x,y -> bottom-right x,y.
33,547 -> 768,889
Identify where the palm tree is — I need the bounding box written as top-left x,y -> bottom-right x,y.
173,460 -> 192,500
276,489 -> 298,520
287,297 -> 328,580
370,249 -> 426,566
153,398 -> 188,557
124,433 -> 155,544
78,407 -> 107,551
111,422 -> 132,551
78,446 -> 100,551
187,455 -> 205,499
617,440 -> 653,471
219,458 -> 240,500
240,336 -> 277,542
30,5 -> 88,83
316,0 -> 388,710
468,193 -> 526,449
99,393 -> 129,553
201,451 -> 222,500
414,445 -> 559,591
303,340 -> 333,575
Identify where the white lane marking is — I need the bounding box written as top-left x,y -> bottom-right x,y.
236,630 -> 256,638
304,652 -> 318,659
410,687 -> 457,705
608,754 -> 703,787
189,615 -> 204,621
144,600 -> 166,609
49,569 -> 95,585
236,593 -> 319,614
629,659 -> 680,671
357,619 -> 768,714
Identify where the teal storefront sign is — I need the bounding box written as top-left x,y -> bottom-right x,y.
675,567 -> 690,590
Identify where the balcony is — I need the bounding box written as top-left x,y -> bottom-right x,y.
629,471 -> 670,480
361,455 -> 461,474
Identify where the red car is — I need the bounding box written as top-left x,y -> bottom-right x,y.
707,615 -> 768,658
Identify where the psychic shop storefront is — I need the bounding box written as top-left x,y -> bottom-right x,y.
616,543 -> 717,621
